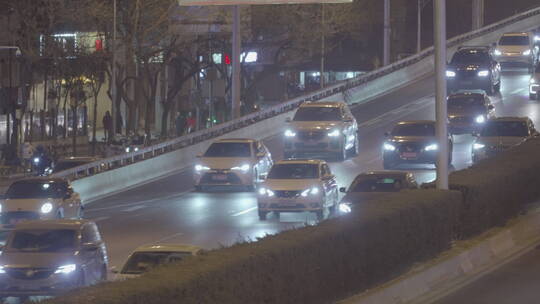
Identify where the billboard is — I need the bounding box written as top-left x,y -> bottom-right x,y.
178,0 -> 351,5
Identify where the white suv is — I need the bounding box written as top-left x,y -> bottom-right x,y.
493,32 -> 539,72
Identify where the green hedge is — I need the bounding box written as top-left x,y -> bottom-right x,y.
45,190 -> 460,304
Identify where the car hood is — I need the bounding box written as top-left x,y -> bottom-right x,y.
341,192 -> 394,204
262,179 -> 320,191
2,198 -> 60,213
476,136 -> 527,146
288,121 -> 343,131
389,136 -> 437,144
197,157 -> 254,170
498,45 -> 529,53
0,251 -> 78,269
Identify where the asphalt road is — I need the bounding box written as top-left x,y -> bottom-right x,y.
83,68 -> 538,273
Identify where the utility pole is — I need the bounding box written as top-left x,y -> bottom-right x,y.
434,0 -> 448,190
472,0 -> 484,30
111,0 -> 117,137
231,5 -> 241,119
383,0 -> 390,65
320,4 -> 326,88
417,0 -> 431,53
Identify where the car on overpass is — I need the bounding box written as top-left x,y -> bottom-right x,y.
382,121 -> 453,169
0,178 -> 83,229
337,171 -> 418,214
283,101 -> 359,161
0,220 -> 108,299
257,159 -> 338,221
193,138 -> 273,191
493,32 -> 538,72
112,243 -> 202,280
529,64 -> 540,100
472,117 -> 539,163
446,46 -> 501,95
447,91 -> 495,135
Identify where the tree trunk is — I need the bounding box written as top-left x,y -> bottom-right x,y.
92,96 -> 98,155
160,103 -> 171,137
72,106 -> 77,156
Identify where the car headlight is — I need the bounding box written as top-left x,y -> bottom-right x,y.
258,187 -> 274,197
535,36 -> 540,42
195,165 -> 210,172
383,143 -> 396,151
493,49 -> 502,56
33,157 -> 40,164
40,202 -> 53,214
284,129 -> 296,137
231,164 -> 250,172
0,266 -> 5,274
523,49 -> 531,56
134,147 -> 139,152
339,203 -> 352,213
475,115 -> 486,124
477,70 -> 489,77
473,143 -> 485,150
125,147 -> 130,153
446,71 -> 456,77
54,264 -> 76,274
301,187 -> 320,197
0,204 -> 2,213
425,144 -> 438,151
327,129 -> 341,137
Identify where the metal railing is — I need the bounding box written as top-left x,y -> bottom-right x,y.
52,6 -> 540,181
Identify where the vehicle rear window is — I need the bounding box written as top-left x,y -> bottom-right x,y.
451,51 -> 490,64
392,123 -> 435,137
447,97 -> 484,109
349,176 -> 403,192
6,181 -> 67,199
7,229 -> 76,253
204,143 -> 251,157
499,35 -> 529,46
480,121 -> 529,137
267,164 -> 319,179
293,107 -> 342,121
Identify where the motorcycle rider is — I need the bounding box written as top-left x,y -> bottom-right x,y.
32,145 -> 52,176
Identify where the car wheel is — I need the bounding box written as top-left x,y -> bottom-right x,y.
258,211 -> 267,221
315,209 -> 325,221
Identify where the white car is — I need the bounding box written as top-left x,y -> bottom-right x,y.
283,101 -> 359,161
112,244 -> 202,280
194,138 -> 273,191
257,159 -> 338,221
493,32 -> 539,72
0,178 -> 83,228
530,64 -> 540,100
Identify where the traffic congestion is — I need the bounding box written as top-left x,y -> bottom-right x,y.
0,31 -> 539,302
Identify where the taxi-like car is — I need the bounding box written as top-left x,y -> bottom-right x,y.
113,244 -> 201,280
338,171 -> 418,213
283,101 -> 358,161
257,159 -> 338,221
0,178 -> 83,229
382,121 -> 453,169
447,91 -> 495,134
193,138 -> 273,191
472,117 -> 538,163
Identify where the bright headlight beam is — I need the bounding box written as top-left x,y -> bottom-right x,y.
425,144 -> 438,151
40,202 -> 53,214
475,115 -> 486,124
231,164 -> 250,172
477,70 -> 489,77
327,129 -> 340,137
446,71 -> 456,77
284,130 -> 296,137
339,203 -> 352,213
523,49 -> 531,56
473,143 -> 485,150
54,264 -> 76,274
383,143 -> 396,151
195,165 -> 210,171
494,49 -> 502,56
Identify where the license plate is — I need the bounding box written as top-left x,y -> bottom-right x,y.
401,152 -> 417,158
211,174 -> 227,181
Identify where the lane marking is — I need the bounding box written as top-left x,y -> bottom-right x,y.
510,88 -> 523,94
231,206 -> 258,217
93,216 -> 110,222
122,205 -> 147,213
155,232 -> 185,243
86,191 -> 191,213
358,95 -> 434,128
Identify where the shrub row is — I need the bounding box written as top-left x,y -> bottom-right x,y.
46,138 -> 540,304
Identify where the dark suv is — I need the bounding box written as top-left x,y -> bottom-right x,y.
446,46 -> 501,95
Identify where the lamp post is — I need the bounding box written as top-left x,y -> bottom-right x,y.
434,0 -> 448,190
383,0 -> 390,65
111,0 -> 117,137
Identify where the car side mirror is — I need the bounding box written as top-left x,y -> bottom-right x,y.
339,187 -> 347,193
82,242 -> 100,252
285,117 -> 292,123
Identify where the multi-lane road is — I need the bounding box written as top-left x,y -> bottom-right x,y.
85,68 -> 537,277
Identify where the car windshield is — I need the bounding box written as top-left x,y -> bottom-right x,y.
6,181 -> 67,199
293,107 -> 342,121
451,51 -> 490,64
121,251 -> 192,274
204,143 -> 251,157
499,35 -> 529,46
7,229 -> 76,253
349,176 -> 404,192
53,161 -> 88,173
480,121 -> 529,137
267,164 -> 319,179
392,123 -> 435,137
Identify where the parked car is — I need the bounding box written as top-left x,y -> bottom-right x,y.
0,178 -> 83,229
383,121 -> 453,169
529,64 -> 540,100
257,159 -> 338,221
113,244 -> 202,280
447,91 -> 495,134
446,46 -> 501,95
193,138 -> 273,191
283,101 -> 359,161
472,117 -> 539,163
338,171 -> 418,213
493,32 -> 539,72
0,220 -> 108,298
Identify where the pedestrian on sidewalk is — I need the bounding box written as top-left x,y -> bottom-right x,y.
175,112 -> 186,136
186,112 -> 196,134
103,111 -> 113,142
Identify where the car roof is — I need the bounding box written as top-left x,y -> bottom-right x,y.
486,116 -> 529,122
13,177 -> 67,184
215,138 -> 256,143
300,101 -> 344,108
395,120 -> 435,126
133,243 -> 202,254
13,219 -> 90,230
275,159 -> 325,165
